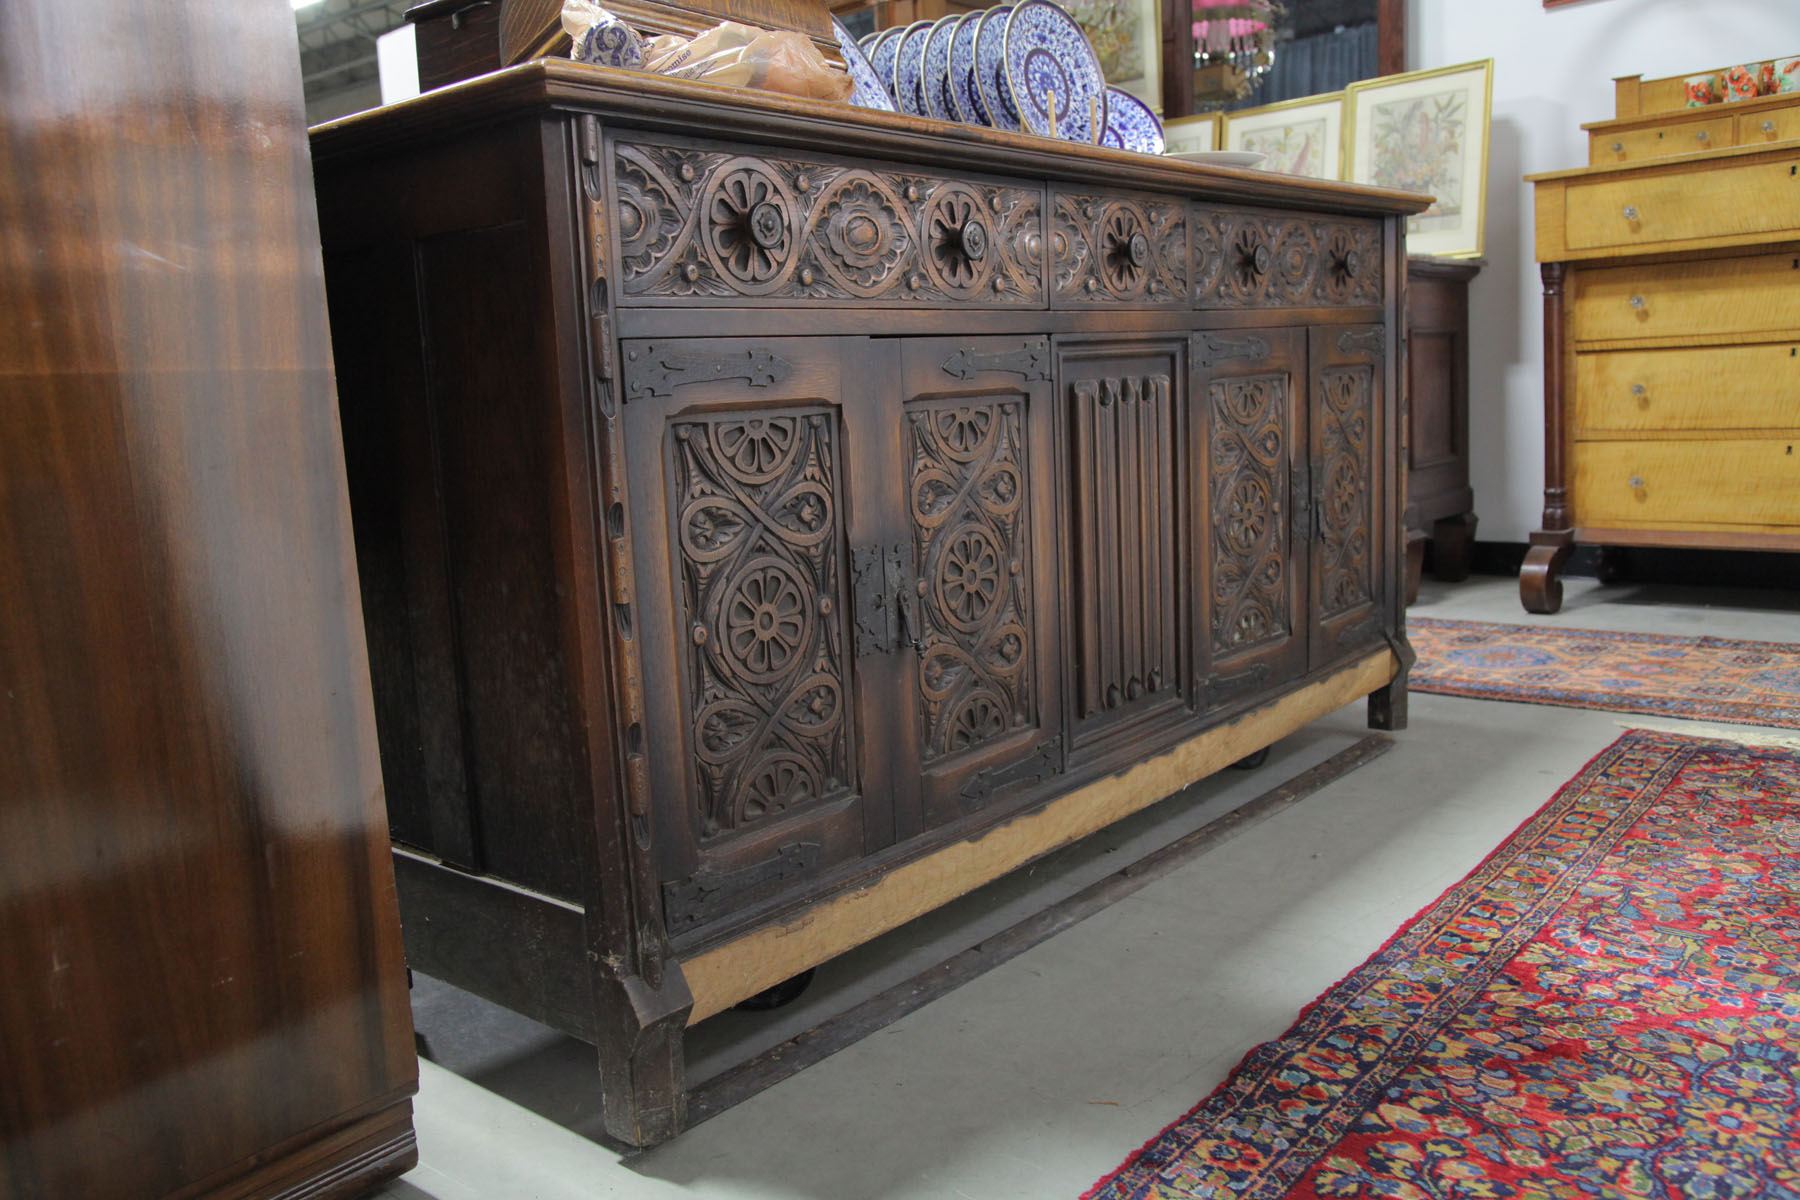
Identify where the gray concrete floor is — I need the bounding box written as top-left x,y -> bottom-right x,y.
372,574 -> 1799,1200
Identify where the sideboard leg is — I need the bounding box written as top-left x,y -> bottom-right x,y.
1369,631 -> 1415,731
1404,529 -> 1427,606
1430,511 -> 1478,582
1520,533 -> 1574,615
595,970 -> 694,1148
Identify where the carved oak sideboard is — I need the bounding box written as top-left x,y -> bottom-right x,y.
310,62 -> 1428,1147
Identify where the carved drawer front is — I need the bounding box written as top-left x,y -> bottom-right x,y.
1574,343 -> 1800,433
896,336 -> 1061,828
619,338 -> 890,938
1058,338 -> 1190,754
1050,187 -> 1187,306
1308,325 -> 1385,668
1195,329 -> 1307,709
610,135 -> 1045,307
1571,254 -> 1800,343
1192,206 -> 1382,309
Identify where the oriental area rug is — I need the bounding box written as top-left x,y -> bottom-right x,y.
1084,729 -> 1800,1200
1408,617 -> 1800,731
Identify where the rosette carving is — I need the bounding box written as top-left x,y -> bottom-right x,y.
1193,205 -> 1382,308
673,410 -> 851,838
923,186 -> 990,294
704,165 -> 796,291
611,137 -> 1042,304
907,399 -> 1034,762
1051,189 -> 1185,305
816,173 -> 911,290
1316,366 -> 1374,617
1210,375 -> 1292,655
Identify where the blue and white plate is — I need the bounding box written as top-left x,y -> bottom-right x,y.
1004,0 -> 1107,142
948,12 -> 989,125
867,27 -> 903,98
892,20 -> 934,117
1100,86 -> 1163,153
922,15 -> 960,122
833,15 -> 897,111
974,6 -> 1021,133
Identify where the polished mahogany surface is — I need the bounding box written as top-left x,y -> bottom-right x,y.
0,2 -> 417,1198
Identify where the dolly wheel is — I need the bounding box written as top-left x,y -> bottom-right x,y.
1230,746 -> 1272,771
734,968 -> 817,1012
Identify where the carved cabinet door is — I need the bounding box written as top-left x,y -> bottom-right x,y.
1054,336 -> 1192,761
889,335 -> 1062,832
1194,328 -> 1310,710
1306,325 -> 1387,667
620,336 -> 893,939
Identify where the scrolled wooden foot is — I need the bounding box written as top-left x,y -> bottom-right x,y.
1520,539 -> 1574,615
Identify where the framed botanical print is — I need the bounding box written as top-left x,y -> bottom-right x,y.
1223,94 -> 1345,180
1067,0 -> 1160,112
1161,112 -> 1222,155
1345,59 -> 1494,258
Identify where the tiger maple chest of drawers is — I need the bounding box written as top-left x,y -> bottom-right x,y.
1522,66 -> 1800,612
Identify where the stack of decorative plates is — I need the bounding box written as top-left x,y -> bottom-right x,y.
843,1 -> 1164,152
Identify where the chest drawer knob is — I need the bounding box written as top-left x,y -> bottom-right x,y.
1628,294 -> 1645,309
1622,204 -> 1640,221
1630,383 -> 1647,402
1765,120 -> 1778,134
959,217 -> 989,262
1612,141 -> 1624,152
1696,130 -> 1709,142
1628,475 -> 1644,489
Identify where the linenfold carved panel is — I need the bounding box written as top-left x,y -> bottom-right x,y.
907,399 -> 1035,761
1068,372 -> 1180,719
613,138 -> 1043,305
1052,191 -> 1187,305
670,409 -> 853,839
1209,374 -> 1294,657
1317,365 -> 1375,617
1191,207 -> 1382,309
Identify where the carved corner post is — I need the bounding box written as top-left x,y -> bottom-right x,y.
1521,261 -> 1575,615
565,113 -> 693,1147
1370,215 -> 1410,731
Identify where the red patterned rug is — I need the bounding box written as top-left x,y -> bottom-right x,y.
1408,618 -> 1800,730
1084,729 -> 1800,1199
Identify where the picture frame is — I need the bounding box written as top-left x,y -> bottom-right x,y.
1067,0 -> 1160,112
1161,112 -> 1222,155
1345,59 -> 1494,258
1223,93 -> 1345,180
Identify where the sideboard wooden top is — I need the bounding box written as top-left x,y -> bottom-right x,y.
311,60 -> 1433,218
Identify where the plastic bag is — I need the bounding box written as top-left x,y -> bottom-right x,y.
562,0 -> 644,69
642,20 -> 853,103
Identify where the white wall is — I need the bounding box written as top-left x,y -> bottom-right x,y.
1408,0 -> 1800,542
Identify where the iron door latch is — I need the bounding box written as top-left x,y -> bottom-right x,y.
852,542 -> 924,656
